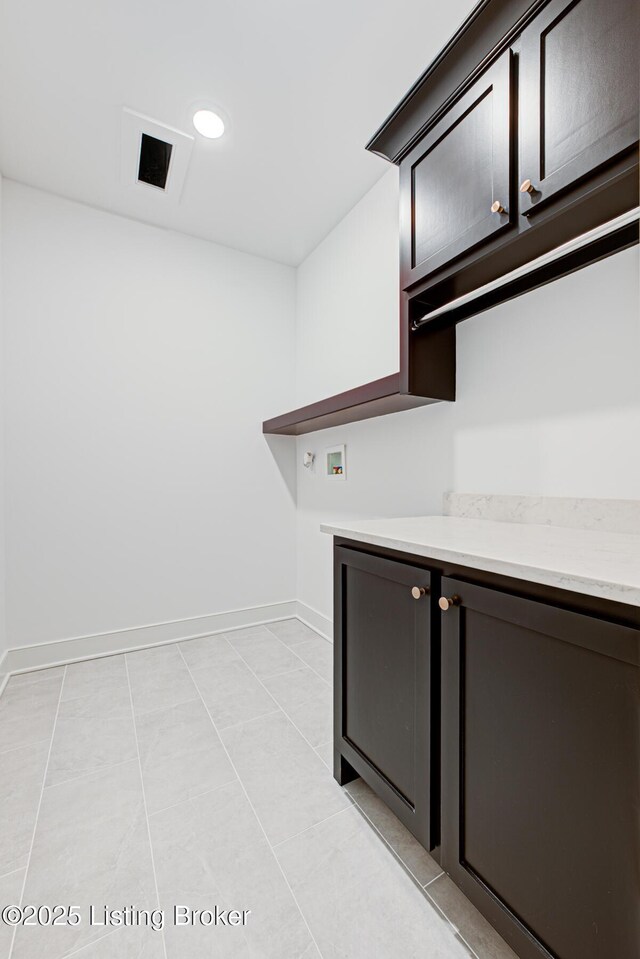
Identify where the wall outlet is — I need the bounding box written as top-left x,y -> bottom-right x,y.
325,444 -> 346,480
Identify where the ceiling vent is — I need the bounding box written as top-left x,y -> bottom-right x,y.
121,108 -> 194,201
138,134 -> 173,190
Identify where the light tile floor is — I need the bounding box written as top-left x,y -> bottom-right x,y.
0,620 -> 518,959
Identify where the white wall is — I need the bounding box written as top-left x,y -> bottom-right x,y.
296,171 -> 400,404
0,173 -> 6,662
2,181 -> 297,648
295,170 -> 640,625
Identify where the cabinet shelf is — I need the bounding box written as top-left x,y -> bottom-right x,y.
263,320 -> 456,436
263,374 -> 435,436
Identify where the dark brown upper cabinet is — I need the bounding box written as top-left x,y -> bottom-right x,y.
369,0 -> 639,328
401,51 -> 513,289
519,0 -> 639,219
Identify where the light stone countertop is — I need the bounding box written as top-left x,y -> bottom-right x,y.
320,515 -> 640,609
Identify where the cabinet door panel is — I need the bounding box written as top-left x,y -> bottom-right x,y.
413,93 -> 493,268
441,578 -> 640,959
334,547 -> 437,849
519,0 -> 639,215
401,50 -> 512,289
344,566 -> 418,799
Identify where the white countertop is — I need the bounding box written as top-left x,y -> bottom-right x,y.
321,515 -> 640,608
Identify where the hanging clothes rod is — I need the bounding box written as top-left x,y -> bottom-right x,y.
412,206 -> 640,330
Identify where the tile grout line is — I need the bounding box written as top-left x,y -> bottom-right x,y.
0,736 -> 52,758
239,662 -> 321,684
123,655 -> 168,959
42,755 -> 139,793
130,693 -> 202,721
271,805 -> 354,850
215,707 -> 282,735
223,645 -> 340,764
184,634 -> 292,732
8,666 -> 67,959
1,676 -> 63,694
259,625 -> 333,687
263,621 -> 328,649
280,643 -> 332,687
0,867 -> 26,883
57,673 -> 134,708
145,777 -> 242,822
346,792 -> 444,893
60,927 -> 119,959
184,635 -> 241,675
422,887 -> 484,959
186,633 -> 331,752
171,633 -> 292,734
423,871 -> 445,889
176,643 -> 326,959
454,936 -> 484,959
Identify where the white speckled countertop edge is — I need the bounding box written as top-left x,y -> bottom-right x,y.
320,515 -> 640,609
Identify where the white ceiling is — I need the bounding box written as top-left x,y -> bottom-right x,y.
0,0 -> 474,265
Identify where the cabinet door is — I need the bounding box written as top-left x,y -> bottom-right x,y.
400,50 -> 512,289
440,578 -> 640,959
334,547 -> 438,849
519,0 -> 639,216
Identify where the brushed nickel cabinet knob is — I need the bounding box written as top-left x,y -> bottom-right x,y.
439,595 -> 459,611
491,200 -> 507,214
520,178 -> 536,194
411,586 -> 428,600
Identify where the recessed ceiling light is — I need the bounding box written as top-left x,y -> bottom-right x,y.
193,109 -> 225,139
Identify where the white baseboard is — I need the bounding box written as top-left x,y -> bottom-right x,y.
0,649 -> 8,698
296,601 -> 333,643
3,601 -> 298,676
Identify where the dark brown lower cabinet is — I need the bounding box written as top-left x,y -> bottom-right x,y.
440,577 -> 640,959
333,547 -> 439,849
